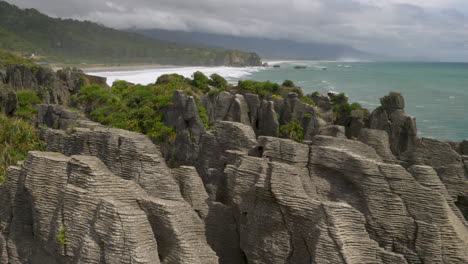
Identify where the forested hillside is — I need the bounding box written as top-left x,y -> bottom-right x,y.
0,1 -> 261,66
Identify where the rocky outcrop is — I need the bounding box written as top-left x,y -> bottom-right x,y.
37,104 -> 89,130
201,91 -> 323,141
0,88 -> 18,116
310,93 -> 334,123
369,92 -> 417,156
215,51 -> 262,67
0,65 -> 107,116
162,91 -> 206,166
0,89 -> 467,263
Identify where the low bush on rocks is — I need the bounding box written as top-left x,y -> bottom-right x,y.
0,114 -> 45,182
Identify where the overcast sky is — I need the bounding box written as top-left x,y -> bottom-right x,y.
7,0 -> 468,61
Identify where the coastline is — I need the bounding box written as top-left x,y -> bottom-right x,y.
53,63 -> 186,73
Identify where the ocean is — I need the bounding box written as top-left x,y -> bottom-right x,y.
88,61 -> 468,142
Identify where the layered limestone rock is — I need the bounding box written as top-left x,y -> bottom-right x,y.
161,91 -> 206,165
369,92 -> 417,156
1,89 -> 467,263
0,152 -> 217,263
201,91 -> 325,141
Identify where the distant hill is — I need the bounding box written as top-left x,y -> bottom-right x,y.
131,28 -> 372,61
0,1 -> 261,66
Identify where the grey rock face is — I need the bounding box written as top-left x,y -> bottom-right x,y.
380,91 -> 405,112
37,104 -> 88,130
5,65 -> 107,107
0,152 -> 217,263
243,93 -> 260,131
0,88 -> 18,116
358,128 -> 397,163
215,91 -> 234,121
199,91 -> 327,140
162,91 -> 206,166
257,100 -> 279,137
369,92 -> 417,156
311,94 -> 334,123
461,140 -> 468,155
319,125 -> 347,138
402,137 -> 468,212
1,89 -> 468,264
277,92 -> 326,140
1,116 -> 219,263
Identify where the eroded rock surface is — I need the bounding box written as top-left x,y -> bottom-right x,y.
0,90 -> 467,264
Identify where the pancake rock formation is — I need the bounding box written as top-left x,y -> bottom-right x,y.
0,90 -> 467,263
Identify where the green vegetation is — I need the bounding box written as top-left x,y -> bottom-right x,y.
279,119 -> 304,143
0,115 -> 45,182
77,82 -> 176,142
192,71 -> 210,91
0,1 -> 261,66
311,91 -> 321,97
332,93 -> 347,103
209,73 -> 228,90
299,96 -> 316,106
16,90 -> 42,119
56,226 -> 68,245
155,74 -> 189,85
196,102 -> 211,129
282,80 -> 295,87
291,87 -> 304,97
0,49 -> 34,66
332,101 -> 364,121
237,80 -> 281,96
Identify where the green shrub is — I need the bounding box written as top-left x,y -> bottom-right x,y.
291,87 -> 304,96
192,71 -> 210,91
332,101 -> 363,121
209,73 -> 228,90
0,115 -> 45,182
76,82 -> 181,142
16,90 -> 41,119
208,89 -> 219,97
279,119 -> 304,143
282,80 -> 295,87
299,96 -> 316,106
156,74 -> 187,85
238,80 -> 281,96
331,93 -> 347,104
311,91 -> 320,97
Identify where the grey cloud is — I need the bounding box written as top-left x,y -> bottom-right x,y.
6,0 -> 468,61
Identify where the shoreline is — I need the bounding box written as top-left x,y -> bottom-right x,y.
55,64 -> 186,73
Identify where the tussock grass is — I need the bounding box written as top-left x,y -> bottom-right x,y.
0,115 -> 44,182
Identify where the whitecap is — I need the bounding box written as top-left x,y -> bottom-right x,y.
449,96 -> 456,99
415,105 -> 425,108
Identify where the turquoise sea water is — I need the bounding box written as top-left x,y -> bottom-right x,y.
235,61 -> 468,142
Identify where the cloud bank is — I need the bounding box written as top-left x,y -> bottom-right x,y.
7,0 -> 468,61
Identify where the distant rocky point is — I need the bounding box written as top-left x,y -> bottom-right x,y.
0,64 -> 467,263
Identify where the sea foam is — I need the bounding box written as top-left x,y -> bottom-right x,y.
87,66 -> 264,86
